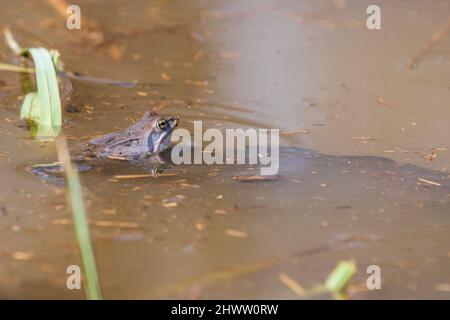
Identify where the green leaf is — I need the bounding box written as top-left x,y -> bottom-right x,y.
20,47 -> 62,138
324,260 -> 357,293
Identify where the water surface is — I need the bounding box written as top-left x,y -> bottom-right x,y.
0,0 -> 449,299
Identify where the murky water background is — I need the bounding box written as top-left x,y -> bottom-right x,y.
0,0 -> 449,299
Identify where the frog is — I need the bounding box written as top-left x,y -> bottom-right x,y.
29,112 -> 180,183
77,111 -> 179,160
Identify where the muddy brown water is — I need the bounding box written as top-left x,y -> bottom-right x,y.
0,0 -> 449,299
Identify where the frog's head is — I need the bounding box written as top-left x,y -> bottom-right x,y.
146,113 -> 179,153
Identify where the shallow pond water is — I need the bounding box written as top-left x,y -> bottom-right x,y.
0,0 -> 449,299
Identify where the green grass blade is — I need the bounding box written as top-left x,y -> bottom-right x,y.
4,30 -> 62,138
20,93 -> 37,120
56,137 -> 102,300
29,48 -> 51,128
4,28 -> 25,55
20,48 -> 62,137
5,31 -> 100,298
324,260 -> 357,294
38,48 -> 62,132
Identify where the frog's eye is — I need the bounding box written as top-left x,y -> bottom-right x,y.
156,119 -> 168,130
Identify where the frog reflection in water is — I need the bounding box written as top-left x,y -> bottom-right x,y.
30,112 -> 179,182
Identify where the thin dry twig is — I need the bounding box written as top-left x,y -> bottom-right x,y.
46,0 -> 69,18
418,178 -> 441,187
53,218 -> 139,229
278,273 -> 307,297
233,175 -> 280,182
405,18 -> 450,69
113,173 -> 177,179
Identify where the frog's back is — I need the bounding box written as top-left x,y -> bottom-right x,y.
77,112 -> 157,160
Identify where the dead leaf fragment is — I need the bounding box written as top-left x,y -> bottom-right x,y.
214,209 -> 227,215
162,202 -> 178,208
161,73 -> 171,81
137,91 -> 148,97
195,222 -> 205,231
376,97 -> 391,107
280,129 -> 310,136
426,149 -> 437,162
12,251 -> 33,261
179,183 -> 200,188
225,229 -> 247,238
107,44 -> 125,61
162,194 -> 186,208
101,208 -> 117,215
185,79 -> 208,87
278,273 -> 307,297
347,282 -> 370,295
